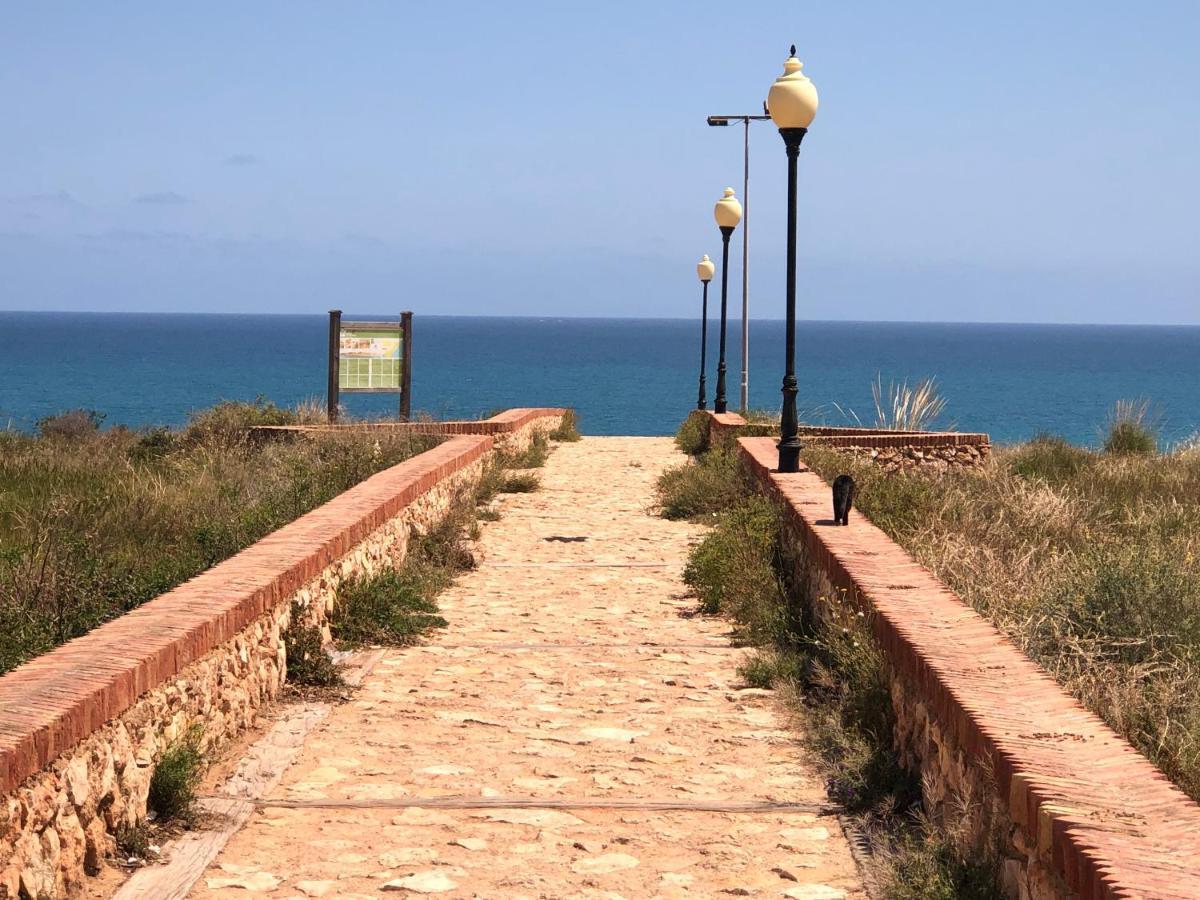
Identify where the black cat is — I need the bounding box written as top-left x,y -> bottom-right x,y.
832,474 -> 856,526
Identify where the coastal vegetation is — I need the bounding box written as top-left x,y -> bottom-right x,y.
658,439 -> 999,897
803,409 -> 1200,802
0,400 -> 441,674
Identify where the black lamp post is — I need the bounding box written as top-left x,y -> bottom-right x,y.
696,254 -> 715,409
766,45 -> 818,472
712,188 -> 742,414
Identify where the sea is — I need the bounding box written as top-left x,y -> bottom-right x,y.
1,312 -> 1198,447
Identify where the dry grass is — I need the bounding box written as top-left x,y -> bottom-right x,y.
804,437 -> 1200,801
0,401 -> 442,674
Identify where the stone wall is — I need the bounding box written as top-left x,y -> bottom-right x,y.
0,410 -> 564,898
738,435 -> 1200,899
700,411 -> 991,470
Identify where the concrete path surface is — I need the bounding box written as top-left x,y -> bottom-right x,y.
185,437 -> 865,899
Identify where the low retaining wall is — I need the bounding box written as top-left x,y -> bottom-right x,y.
252,407 -> 567,453
739,436 -> 1200,899
0,410 -> 563,897
701,411 -> 990,470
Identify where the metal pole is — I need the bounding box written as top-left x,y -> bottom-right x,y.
740,116 -> 750,414
777,127 -> 807,472
697,280 -> 710,410
327,309 -> 341,424
400,310 -> 413,421
715,226 -> 734,414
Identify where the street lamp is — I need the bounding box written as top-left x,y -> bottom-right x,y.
766,44 -> 818,473
695,254 -> 715,410
707,114 -> 770,414
712,187 -> 742,414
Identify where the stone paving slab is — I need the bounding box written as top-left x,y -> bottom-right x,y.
185,437 -> 864,899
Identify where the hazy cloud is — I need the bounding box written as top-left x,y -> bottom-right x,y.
5,190 -> 84,208
134,191 -> 188,206
223,154 -> 259,166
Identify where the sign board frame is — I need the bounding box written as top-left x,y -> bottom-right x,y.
326,309 -> 412,422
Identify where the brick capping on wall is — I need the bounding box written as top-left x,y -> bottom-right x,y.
704,410 -> 991,450
251,407 -> 567,438
0,433 -> 497,797
738,435 -> 1200,898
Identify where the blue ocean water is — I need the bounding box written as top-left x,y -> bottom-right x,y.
1,312 -> 1198,446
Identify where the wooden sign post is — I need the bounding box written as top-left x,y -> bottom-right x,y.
326,310 -> 412,423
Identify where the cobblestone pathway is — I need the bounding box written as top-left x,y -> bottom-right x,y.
187,437 -> 865,899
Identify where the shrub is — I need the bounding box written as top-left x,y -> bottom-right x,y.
1104,399 -> 1157,455
1007,433 -> 1093,482
283,603 -> 343,687
550,409 -> 582,442
332,568 -> 448,647
181,397 -> 298,447
683,496 -> 791,644
655,446 -> 746,520
148,729 -> 204,822
129,427 -> 177,462
674,412 -> 709,456
501,472 -> 540,493
37,409 -> 104,439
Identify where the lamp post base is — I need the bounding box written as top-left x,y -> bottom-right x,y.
777,438 -> 801,473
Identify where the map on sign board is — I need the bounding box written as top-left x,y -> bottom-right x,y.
339,325 -> 402,391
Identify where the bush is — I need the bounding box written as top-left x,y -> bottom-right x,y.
129,427 -> 177,462
501,472 -> 540,493
283,603 -> 343,687
674,412 -> 709,456
1103,399 -> 1156,455
148,729 -> 204,822
550,409 -> 582,442
1007,433 -> 1093,482
37,409 -> 104,439
332,568 -> 448,647
181,397 -> 298,447
656,446 -> 746,520
683,496 -> 791,644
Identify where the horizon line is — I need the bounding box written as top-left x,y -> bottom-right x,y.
2,308 -> 1198,329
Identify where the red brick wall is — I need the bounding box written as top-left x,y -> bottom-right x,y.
738,435 -> 1200,898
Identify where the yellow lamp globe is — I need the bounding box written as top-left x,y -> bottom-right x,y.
696,254 -> 715,282
766,45 -> 818,129
713,188 -> 742,230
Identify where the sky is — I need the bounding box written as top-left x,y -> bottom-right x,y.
1,2 -> 1197,324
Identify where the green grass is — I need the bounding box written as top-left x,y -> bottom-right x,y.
500,431 -> 550,468
0,400 -> 441,674
332,568 -> 449,647
804,434 -> 1200,802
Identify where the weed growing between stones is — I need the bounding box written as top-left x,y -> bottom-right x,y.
148,728 -> 205,824
501,431 -> 550,468
500,472 -> 540,493
549,409 -> 582,442
678,435 -> 1000,896
283,602 -> 344,688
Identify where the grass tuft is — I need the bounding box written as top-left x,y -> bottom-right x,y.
1104,398 -> 1157,454
332,568 -> 449,647
872,374 -> 947,431
500,472 -> 540,493
148,728 -> 204,823
500,431 -> 550,468
283,602 -> 343,687
549,409 -> 582,442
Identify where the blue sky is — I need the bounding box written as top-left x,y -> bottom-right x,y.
1,2 -> 1197,323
